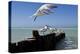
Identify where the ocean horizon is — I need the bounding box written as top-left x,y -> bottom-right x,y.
10,27 -> 78,49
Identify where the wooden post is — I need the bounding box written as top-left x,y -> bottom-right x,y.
32,30 -> 40,39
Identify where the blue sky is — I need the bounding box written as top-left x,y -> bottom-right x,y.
11,1 -> 78,28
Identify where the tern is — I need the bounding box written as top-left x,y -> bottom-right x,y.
31,4 -> 57,22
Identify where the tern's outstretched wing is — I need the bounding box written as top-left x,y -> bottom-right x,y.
31,4 -> 57,22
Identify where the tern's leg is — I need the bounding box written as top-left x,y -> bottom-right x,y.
33,16 -> 37,22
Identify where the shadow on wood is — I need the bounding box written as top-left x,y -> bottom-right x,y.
9,30 -> 65,53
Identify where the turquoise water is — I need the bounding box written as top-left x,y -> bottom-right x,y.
11,27 -> 78,49
56,28 -> 78,49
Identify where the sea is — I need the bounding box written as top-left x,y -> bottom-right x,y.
11,27 -> 78,50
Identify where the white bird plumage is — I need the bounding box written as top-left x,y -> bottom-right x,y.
38,25 -> 64,35
38,25 -> 57,35
38,25 -> 49,35
31,4 -> 57,22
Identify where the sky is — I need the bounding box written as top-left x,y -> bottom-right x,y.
10,1 -> 78,28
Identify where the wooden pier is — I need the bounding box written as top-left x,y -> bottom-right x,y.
9,30 -> 65,53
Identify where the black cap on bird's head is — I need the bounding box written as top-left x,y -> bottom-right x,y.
45,25 -> 52,27
53,6 -> 57,8
45,25 -> 49,27
46,4 -> 57,9
50,5 -> 57,9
